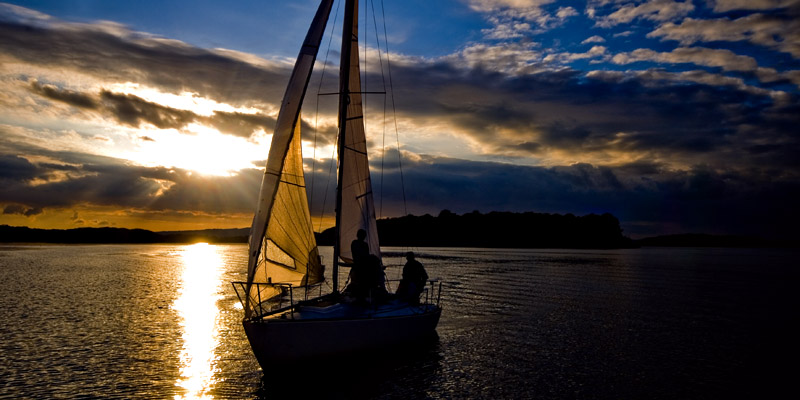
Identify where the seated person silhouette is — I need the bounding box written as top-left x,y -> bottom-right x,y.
396,251 -> 428,304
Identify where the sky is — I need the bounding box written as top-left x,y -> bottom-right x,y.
1,0 -> 798,239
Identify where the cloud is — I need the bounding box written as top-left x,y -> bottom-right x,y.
581,35 -> 606,44
449,41 -> 545,75
204,110 -> 276,138
2,204 -> 43,216
594,0 -> 695,28
467,0 -> 556,14
482,20 -> 534,39
468,0 -> 576,38
0,12 -> 292,107
0,154 -> 39,182
4,128 -> 800,238
711,0 -> 800,12
1,3 -> 798,239
543,45 -> 608,64
27,81 -> 278,138
28,80 -> 98,109
99,90 -> 197,129
636,69 -> 762,92
556,6 -> 579,19
0,138 -> 262,214
611,46 -> 757,71
648,14 -> 800,58
610,47 -> 800,88
371,153 -> 800,239
382,49 -> 799,175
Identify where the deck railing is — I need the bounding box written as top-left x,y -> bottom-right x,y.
384,278 -> 443,307
231,281 -> 326,320
232,279 -> 443,320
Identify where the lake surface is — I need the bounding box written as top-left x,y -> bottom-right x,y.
1,244 -> 798,399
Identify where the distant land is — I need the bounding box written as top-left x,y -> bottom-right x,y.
0,225 -> 249,244
1,210 -> 794,248
319,210 -> 634,248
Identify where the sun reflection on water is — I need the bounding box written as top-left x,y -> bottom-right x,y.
173,243 -> 223,400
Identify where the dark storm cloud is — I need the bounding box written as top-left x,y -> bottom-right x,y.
360,153 -> 800,239
0,139 -> 260,215
306,144 -> 800,238
2,204 -> 43,216
29,80 -> 98,109
0,17 -> 290,106
0,154 -> 39,182
6,5 -> 795,170
381,59 -> 800,169
27,81 -> 278,137
2,132 -> 798,239
99,90 -> 196,129
206,111 -> 274,138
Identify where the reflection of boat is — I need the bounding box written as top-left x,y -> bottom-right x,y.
232,0 -> 441,366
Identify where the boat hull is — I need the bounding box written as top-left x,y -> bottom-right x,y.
242,305 -> 441,367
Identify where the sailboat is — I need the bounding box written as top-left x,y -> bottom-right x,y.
232,0 -> 442,366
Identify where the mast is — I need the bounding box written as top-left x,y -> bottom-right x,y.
333,0 -> 357,293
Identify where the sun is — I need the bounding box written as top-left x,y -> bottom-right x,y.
124,125 -> 269,176
102,85 -> 335,177
101,85 -> 272,176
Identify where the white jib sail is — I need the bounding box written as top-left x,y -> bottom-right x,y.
246,0 -> 333,317
337,0 -> 381,264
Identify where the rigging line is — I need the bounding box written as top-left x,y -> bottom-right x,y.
362,0 -> 369,169
369,0 -> 389,218
381,0 -> 408,217
311,0 -> 341,213
316,136 -> 338,233
343,145 -> 368,155
313,0 -> 341,233
318,91 -> 386,95
278,179 -> 306,189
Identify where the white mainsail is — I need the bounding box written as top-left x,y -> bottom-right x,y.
336,0 -> 381,264
245,0 -> 333,317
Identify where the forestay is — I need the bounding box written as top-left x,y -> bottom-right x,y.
245,0 -> 333,318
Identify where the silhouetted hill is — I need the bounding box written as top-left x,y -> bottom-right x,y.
7,219 -> 791,248
0,225 -> 248,244
156,228 -> 249,243
317,210 -> 635,249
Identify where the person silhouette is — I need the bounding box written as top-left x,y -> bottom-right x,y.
346,229 -> 371,301
396,251 -> 428,304
350,229 -> 369,265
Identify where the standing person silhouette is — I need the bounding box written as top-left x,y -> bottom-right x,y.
347,229 -> 371,301
350,229 -> 369,265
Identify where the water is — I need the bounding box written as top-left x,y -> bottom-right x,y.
1,244 -> 797,399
